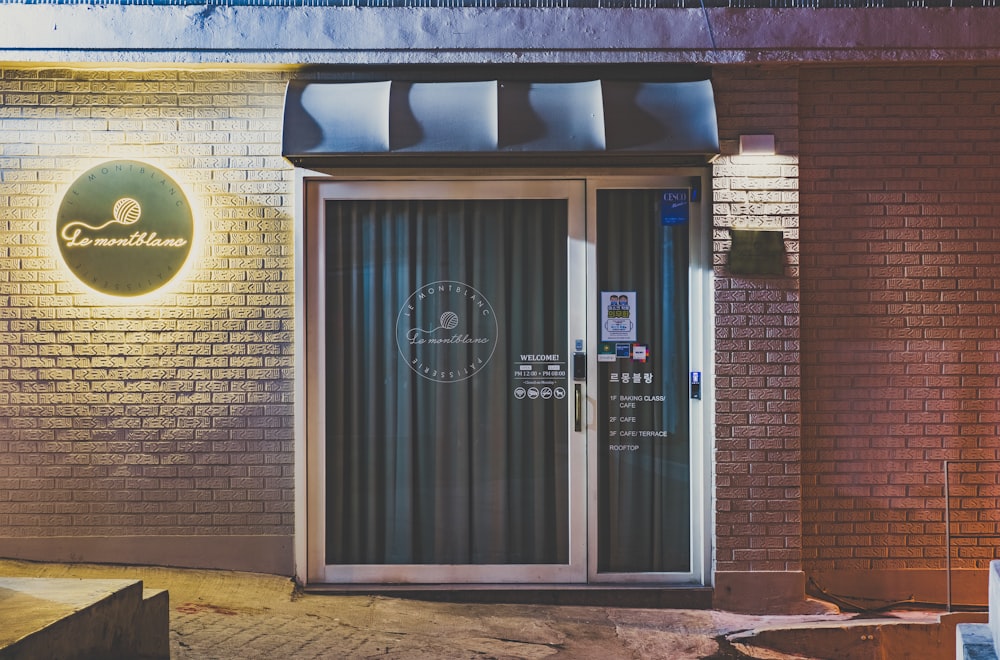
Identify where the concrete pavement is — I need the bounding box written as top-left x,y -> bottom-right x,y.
0,558 -> 965,659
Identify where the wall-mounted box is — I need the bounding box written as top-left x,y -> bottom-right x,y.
728,228 -> 785,276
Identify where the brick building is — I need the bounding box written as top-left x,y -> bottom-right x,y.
1,4 -> 999,612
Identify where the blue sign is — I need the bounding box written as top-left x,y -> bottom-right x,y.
660,189 -> 689,226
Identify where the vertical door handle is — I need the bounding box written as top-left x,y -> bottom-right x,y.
575,383 -> 583,432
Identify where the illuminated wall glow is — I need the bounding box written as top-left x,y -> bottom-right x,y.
713,152 -> 800,231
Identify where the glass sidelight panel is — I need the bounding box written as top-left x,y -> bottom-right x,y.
596,189 -> 691,573
323,198 -> 569,566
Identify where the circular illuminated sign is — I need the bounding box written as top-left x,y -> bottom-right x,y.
57,160 -> 193,297
395,280 -> 499,383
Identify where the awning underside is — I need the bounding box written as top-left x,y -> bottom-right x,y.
282,79 -> 719,167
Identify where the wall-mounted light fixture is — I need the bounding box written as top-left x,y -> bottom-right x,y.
739,134 -> 776,156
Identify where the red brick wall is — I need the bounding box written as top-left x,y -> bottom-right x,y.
712,68 -> 802,573
800,66 -> 1000,575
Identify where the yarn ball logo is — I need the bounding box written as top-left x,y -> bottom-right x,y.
56,160 -> 194,297
396,281 -> 499,383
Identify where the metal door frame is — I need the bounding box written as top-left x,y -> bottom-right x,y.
302,177 -> 588,585
584,173 -> 712,586
294,170 -> 713,588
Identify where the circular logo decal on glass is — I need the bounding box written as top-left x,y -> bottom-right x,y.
396,281 -> 499,383
56,160 -> 193,297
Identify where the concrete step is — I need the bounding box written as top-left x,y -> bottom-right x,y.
728,611 -> 988,660
304,583 -> 714,608
957,561 -> 1000,660
957,623 -> 999,660
0,577 -> 168,660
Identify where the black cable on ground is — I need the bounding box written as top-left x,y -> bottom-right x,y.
806,577 -> 987,615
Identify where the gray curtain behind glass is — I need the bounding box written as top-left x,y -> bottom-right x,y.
324,198 -> 569,565
597,189 -> 690,573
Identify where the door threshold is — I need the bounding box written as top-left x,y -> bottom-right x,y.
301,583 -> 713,609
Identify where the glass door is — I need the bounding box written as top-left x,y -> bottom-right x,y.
587,176 -> 709,584
304,174 -> 708,586
305,179 -> 587,583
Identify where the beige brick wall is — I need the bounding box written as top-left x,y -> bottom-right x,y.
0,66 -> 295,571
711,67 -> 802,574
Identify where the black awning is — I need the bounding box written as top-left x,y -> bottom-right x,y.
282,79 -> 719,168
